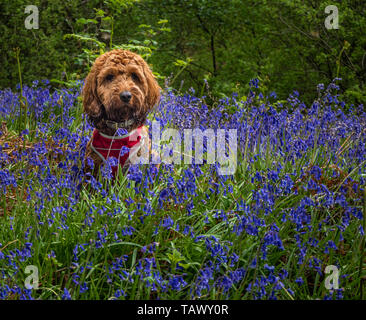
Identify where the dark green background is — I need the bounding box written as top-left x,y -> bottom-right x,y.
1,0 -> 365,104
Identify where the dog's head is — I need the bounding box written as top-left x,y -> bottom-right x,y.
82,49 -> 160,131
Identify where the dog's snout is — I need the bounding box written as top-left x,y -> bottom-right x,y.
120,91 -> 132,103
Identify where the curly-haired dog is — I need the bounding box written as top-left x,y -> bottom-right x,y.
82,49 -> 161,178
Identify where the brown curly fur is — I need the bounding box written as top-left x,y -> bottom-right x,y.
83,49 -> 161,176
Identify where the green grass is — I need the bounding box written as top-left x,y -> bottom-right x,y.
0,86 -> 365,300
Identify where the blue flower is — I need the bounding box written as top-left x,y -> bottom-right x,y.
62,288 -> 72,300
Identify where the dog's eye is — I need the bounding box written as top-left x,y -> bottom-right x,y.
131,73 -> 140,82
105,74 -> 114,81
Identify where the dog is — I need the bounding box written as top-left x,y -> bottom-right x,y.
82,49 -> 161,178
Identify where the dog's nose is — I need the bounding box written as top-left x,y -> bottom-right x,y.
120,91 -> 132,103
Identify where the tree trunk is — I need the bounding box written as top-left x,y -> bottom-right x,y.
211,34 -> 217,76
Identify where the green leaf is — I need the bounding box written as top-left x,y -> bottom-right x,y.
95,9 -> 105,18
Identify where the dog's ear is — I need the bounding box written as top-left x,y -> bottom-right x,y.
143,63 -> 161,109
82,67 -> 101,118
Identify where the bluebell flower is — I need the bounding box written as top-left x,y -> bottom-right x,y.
62,288 -> 72,300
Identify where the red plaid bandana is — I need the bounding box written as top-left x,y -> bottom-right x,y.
90,126 -> 143,177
